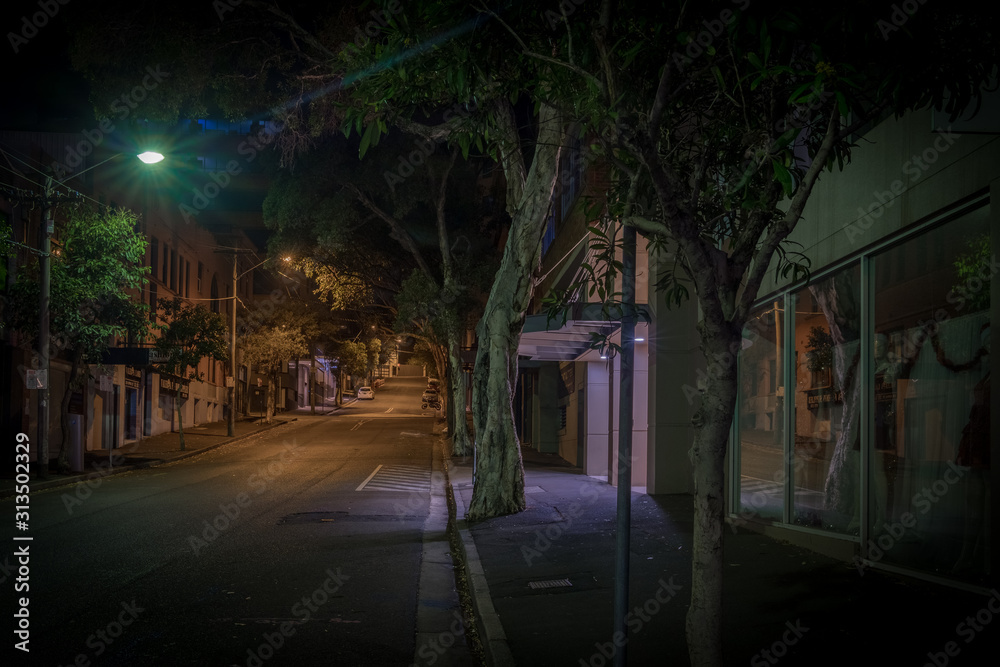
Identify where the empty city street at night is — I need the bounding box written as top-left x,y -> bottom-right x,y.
1,378 -> 467,666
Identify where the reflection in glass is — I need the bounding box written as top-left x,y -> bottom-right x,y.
738,299 -> 785,522
870,209 -> 991,582
793,265 -> 861,534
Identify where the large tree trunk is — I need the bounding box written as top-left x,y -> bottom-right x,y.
446,329 -> 471,456
430,343 -> 447,417
266,367 -> 277,423
685,329 -> 740,667
467,103 -> 564,520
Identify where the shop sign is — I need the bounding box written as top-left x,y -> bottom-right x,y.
125,366 -> 142,389
159,375 -> 190,399
806,387 -> 843,409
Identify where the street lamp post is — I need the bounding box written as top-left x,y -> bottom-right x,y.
36,178 -> 55,478
217,250 -> 279,437
229,253 -> 239,436
32,151 -> 163,478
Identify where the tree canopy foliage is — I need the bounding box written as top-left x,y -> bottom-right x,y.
154,297 -> 229,448
3,205 -> 150,467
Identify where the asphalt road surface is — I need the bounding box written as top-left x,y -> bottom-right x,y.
4,376 -> 449,666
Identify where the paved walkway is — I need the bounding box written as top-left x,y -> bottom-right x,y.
448,447 -> 1000,667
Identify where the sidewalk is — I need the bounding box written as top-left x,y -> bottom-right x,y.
0,408 -> 323,498
448,448 -> 999,667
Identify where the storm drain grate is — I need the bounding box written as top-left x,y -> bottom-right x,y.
528,578 -> 573,590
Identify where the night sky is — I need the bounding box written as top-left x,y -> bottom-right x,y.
2,1 -> 93,130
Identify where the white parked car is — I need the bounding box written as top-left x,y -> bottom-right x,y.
357,387 -> 374,400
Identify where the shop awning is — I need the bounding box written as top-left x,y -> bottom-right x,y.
518,302 -> 644,361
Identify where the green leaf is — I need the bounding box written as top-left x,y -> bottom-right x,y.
359,121 -> 377,157
788,81 -> 818,104
835,91 -> 849,118
772,159 -> 794,196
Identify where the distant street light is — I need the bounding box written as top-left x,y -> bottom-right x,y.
218,251 -> 288,437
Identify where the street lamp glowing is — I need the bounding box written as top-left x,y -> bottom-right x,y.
137,151 -> 165,164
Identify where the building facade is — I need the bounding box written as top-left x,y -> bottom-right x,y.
519,103 -> 999,589
1,122 -> 291,470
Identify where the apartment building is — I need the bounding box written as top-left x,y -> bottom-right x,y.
1,121 -> 280,469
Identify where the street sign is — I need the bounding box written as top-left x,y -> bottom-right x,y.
99,375 -> 113,392
25,369 -> 47,389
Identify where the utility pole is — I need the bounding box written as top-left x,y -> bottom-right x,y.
2,178 -> 81,479
37,178 -> 54,479
215,247 -> 259,437
310,350 -> 316,414
229,253 -> 237,436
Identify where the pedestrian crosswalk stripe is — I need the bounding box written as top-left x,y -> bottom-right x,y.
357,465 -> 430,493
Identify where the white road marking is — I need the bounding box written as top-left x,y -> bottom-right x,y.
357,465 -> 431,493
356,464 -> 384,491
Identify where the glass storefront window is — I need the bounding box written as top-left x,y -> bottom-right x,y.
738,299 -> 786,522
792,265 -> 862,534
870,206 -> 991,582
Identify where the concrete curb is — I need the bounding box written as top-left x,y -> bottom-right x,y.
1,418 -> 294,500
412,435 -> 476,666
446,463 -> 516,667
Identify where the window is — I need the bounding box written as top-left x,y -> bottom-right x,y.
150,237 -> 159,277
559,137 -> 584,221
791,265 -> 860,533
210,275 -> 219,313
197,262 -> 203,293
162,245 -> 168,282
541,207 -> 556,256
149,283 -> 158,322
737,298 -> 786,524
170,249 -> 177,291
869,206 -> 990,579
734,203 -> 992,583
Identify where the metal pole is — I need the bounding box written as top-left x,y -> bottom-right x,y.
310,351 -> 316,414
613,222 -> 636,667
36,178 -> 53,479
228,254 -> 237,437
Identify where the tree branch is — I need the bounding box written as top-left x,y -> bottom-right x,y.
435,149 -> 459,278
343,183 -> 434,278
477,3 -> 603,90
736,103 -> 842,322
